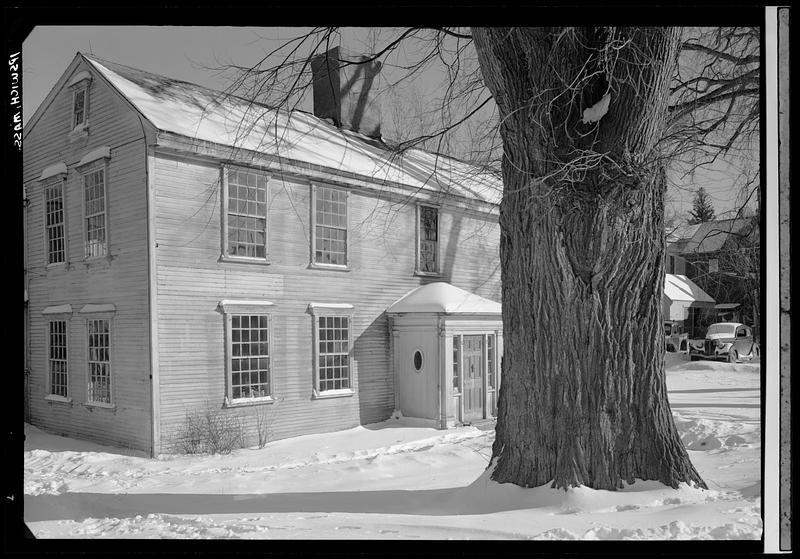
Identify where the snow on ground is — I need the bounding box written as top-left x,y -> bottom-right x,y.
24,354 -> 761,539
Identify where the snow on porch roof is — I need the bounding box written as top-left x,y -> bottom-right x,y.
386,282 -> 501,315
83,54 -> 502,206
664,274 -> 715,306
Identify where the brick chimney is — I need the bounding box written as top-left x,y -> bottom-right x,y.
310,47 -> 382,139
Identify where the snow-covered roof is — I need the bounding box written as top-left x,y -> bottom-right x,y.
83,54 -> 502,206
386,282 -> 501,314
664,274 -> 715,305
666,223 -> 700,244
676,218 -> 756,254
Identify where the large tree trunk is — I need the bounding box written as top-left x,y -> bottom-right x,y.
473,27 -> 705,490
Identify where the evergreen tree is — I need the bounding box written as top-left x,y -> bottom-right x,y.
688,187 -> 716,224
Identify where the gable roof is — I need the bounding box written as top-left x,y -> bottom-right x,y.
677,218 -> 756,254
386,282 -> 501,314
80,54 -> 502,206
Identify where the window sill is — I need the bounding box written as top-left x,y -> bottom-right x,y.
312,388 -> 355,400
84,401 -> 115,410
224,396 -> 275,408
45,262 -> 68,270
414,270 -> 442,278
44,394 -> 72,404
308,263 -> 351,272
219,254 -> 271,266
68,126 -> 89,141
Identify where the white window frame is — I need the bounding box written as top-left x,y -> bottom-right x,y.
220,166 -> 271,263
78,158 -> 110,260
310,184 -> 349,270
41,174 -> 69,267
42,305 -> 73,404
220,300 -> 276,406
415,203 -> 441,276
309,303 -> 354,399
80,305 -> 115,408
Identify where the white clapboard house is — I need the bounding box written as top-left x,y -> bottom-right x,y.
22,50 -> 505,455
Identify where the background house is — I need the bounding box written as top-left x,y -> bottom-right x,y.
23,52 -> 504,455
667,217 -> 760,338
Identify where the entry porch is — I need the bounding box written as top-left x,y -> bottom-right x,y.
386,283 -> 503,428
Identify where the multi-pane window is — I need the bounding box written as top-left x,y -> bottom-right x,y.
317,316 -> 350,391
453,335 -> 461,392
87,318 -> 111,404
229,314 -> 271,400
226,169 -> 268,259
73,88 -> 87,128
418,205 -> 439,273
44,179 -> 66,264
48,320 -> 69,397
83,168 -> 107,258
314,187 -> 347,266
487,334 -> 496,390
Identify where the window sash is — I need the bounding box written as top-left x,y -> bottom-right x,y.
316,315 -> 350,391
73,89 -> 86,127
48,320 -> 69,397
86,318 -> 111,404
83,168 -> 107,258
228,313 -> 272,400
313,186 -> 348,266
225,169 -> 269,259
453,335 -> 461,393
487,334 -> 496,389
44,179 -> 66,264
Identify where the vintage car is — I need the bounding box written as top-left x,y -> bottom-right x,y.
664,321 -> 688,352
688,322 -> 760,362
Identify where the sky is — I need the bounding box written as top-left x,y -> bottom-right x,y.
21,26 -> 756,222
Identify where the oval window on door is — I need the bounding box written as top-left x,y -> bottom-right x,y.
413,350 -> 424,372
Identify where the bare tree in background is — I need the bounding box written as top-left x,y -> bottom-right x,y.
213,24 -> 759,490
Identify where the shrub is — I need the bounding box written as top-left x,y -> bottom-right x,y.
173,404 -> 245,455
253,405 -> 270,449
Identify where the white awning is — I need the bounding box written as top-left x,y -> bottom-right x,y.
664,274 -> 715,306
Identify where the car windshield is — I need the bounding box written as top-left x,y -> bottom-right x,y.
706,324 -> 736,337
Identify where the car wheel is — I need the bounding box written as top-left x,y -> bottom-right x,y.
728,349 -> 738,363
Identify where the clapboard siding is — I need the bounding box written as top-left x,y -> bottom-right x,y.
23,58 -> 152,451
153,153 -> 500,452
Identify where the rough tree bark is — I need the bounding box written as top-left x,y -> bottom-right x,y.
472,27 -> 706,490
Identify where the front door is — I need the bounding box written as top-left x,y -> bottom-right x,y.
462,335 -> 484,422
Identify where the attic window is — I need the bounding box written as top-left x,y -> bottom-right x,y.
73,89 -> 87,127
69,72 -> 92,131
